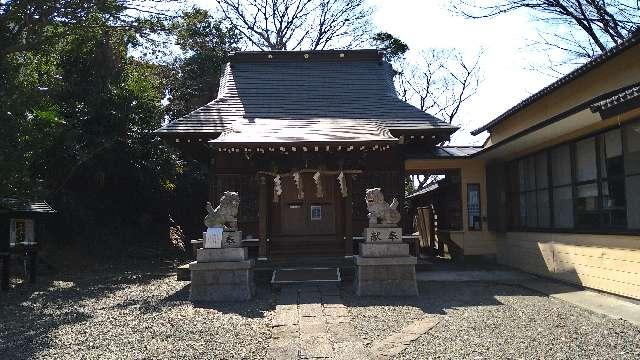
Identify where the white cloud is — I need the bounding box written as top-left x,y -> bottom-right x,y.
367,0 -> 558,144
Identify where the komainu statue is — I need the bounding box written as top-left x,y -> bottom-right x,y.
365,188 -> 401,227
204,191 -> 240,231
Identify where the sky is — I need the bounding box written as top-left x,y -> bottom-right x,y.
191,0 -> 563,145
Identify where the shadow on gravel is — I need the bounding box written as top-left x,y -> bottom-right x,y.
0,262 -> 174,360
187,283 -> 275,319
342,281 -> 543,315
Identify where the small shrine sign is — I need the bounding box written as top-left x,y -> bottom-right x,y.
203,228 -> 223,248
364,227 -> 402,243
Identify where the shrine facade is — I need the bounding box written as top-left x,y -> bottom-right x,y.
156,49 -> 457,259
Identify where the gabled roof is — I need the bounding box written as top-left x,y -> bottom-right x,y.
471,30 -> 640,136
156,49 -> 457,141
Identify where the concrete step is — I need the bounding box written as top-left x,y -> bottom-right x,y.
176,263 -> 191,281
271,267 -> 341,286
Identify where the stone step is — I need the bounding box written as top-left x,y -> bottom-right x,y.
271,267 -> 341,286
176,263 -> 191,281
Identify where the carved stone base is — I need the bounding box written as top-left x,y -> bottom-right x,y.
354,256 -> 418,296
196,247 -> 247,262
363,227 -> 402,243
359,242 -> 409,257
189,248 -> 254,302
355,230 -> 418,297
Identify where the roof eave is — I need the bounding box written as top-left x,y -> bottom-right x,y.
471,31 -> 640,136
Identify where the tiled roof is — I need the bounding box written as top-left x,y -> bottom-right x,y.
471,30 -> 640,135
156,49 -> 457,140
590,83 -> 640,112
0,198 -> 56,214
431,146 -> 483,157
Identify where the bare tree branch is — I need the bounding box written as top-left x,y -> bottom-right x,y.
216,0 -> 372,50
396,49 -> 483,125
453,0 -> 640,64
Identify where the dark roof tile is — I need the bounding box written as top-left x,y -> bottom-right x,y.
156,50 -> 457,140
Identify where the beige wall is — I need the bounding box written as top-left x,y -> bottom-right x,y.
405,158 -> 496,255
497,232 -> 640,299
487,44 -> 640,145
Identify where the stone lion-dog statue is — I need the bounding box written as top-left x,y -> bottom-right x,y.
365,188 -> 401,227
204,191 -> 240,231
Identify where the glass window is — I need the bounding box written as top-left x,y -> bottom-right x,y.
537,190 -> 550,228
526,156 -> 536,190
553,186 -> 574,228
526,191 -> 537,228
535,153 -> 548,189
626,175 -> 640,229
601,179 -> 626,227
600,129 -> 624,179
576,183 -> 599,228
468,184 -> 481,230
576,137 -> 597,182
518,160 -> 526,190
624,122 -> 640,175
519,193 -> 527,227
508,120 -> 639,232
551,145 -> 572,186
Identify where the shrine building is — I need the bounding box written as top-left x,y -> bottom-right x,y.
157,32 -> 640,300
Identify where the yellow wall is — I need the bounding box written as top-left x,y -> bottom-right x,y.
487,44 -> 640,145
497,232 -> 640,299
405,158 -> 496,255
494,109 -> 640,162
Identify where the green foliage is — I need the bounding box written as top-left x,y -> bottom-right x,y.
0,0 -> 186,254
372,32 -> 409,62
166,9 -> 240,120
0,1 -> 241,254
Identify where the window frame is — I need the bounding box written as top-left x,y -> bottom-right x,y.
506,119 -> 640,235
467,183 -> 482,231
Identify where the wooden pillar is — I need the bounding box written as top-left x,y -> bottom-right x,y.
344,175 -> 353,256
1,253 -> 9,291
258,176 -> 268,258
1,215 -> 10,290
24,244 -> 37,284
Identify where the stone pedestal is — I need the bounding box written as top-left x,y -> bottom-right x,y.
355,234 -> 418,297
189,247 -> 255,302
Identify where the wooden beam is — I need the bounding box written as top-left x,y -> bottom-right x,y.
344,175 -> 354,256
257,169 -> 363,177
258,176 -> 269,258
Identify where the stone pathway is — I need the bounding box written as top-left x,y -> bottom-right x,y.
266,285 -> 438,360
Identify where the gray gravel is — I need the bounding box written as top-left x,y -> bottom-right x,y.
2,266 -> 639,360
347,282 -> 640,360
0,263 -> 273,360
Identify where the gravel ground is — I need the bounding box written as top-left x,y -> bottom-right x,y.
2,265 -> 639,360
0,263 -> 273,360
394,283 -> 640,359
